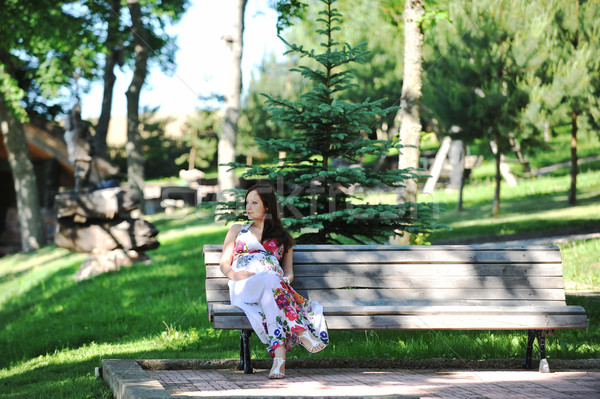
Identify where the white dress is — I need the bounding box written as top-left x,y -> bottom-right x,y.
228,222 -> 329,356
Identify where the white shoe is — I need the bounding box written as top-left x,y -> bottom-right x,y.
269,357 -> 285,379
298,330 -> 325,353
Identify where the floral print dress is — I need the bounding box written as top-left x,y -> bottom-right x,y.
228,222 -> 329,356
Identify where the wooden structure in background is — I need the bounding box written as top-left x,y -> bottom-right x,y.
0,120 -> 118,255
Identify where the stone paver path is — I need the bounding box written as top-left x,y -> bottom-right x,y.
146,367 -> 600,398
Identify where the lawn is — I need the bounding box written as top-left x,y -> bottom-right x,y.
1,167 -> 599,398
425,168 -> 600,244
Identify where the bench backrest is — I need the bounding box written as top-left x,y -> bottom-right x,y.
204,244 -> 568,314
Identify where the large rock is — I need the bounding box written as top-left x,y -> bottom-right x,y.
55,187 -> 139,221
55,216 -> 159,253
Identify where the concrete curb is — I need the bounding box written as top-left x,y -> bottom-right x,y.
102,359 -> 171,399
135,357 -> 600,371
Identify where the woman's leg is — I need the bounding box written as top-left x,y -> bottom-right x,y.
259,274 -> 288,349
269,344 -> 286,379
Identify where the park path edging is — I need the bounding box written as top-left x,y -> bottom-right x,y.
102,359 -> 171,399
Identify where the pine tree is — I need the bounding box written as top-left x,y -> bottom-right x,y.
217,0 -> 439,244
423,0 -> 553,216
542,0 -> 600,205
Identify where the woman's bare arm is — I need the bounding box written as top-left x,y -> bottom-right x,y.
220,224 -> 255,280
281,248 -> 294,283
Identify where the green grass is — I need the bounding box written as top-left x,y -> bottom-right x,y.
561,239 -> 600,290
424,169 -> 600,243
1,206 -> 599,398
2,140 -> 600,397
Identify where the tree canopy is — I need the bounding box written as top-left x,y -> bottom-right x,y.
216,0 -> 440,244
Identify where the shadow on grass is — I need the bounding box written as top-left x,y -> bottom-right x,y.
148,207 -> 217,232
430,187 -> 600,243
0,337 -> 242,399
0,268 -> 30,285
431,218 -> 600,243
0,225 -> 229,370
441,187 -> 600,218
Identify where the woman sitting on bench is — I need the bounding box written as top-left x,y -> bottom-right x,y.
219,183 -> 328,379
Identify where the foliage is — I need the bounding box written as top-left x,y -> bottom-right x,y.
0,0 -> 101,120
270,0 -> 308,34
422,0 -> 556,214
108,108 -> 188,179
124,0 -> 188,76
85,0 -> 189,77
177,109 -> 219,169
523,0 -> 600,134
237,53 -> 304,162
218,0 -> 441,244
425,0 -> 551,147
283,0 -> 406,139
521,0 -> 600,204
379,0 -> 449,32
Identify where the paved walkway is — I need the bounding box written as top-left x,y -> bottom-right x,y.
102,359 -> 600,399
148,368 -> 600,398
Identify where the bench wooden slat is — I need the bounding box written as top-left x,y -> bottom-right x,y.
205,276 -> 565,290
306,299 -> 570,307
293,263 -> 565,276
213,314 -> 588,330
202,244 -> 561,252
211,303 -> 586,316
305,288 -> 567,301
210,303 -> 588,329
205,263 -> 565,278
207,299 -> 570,318
203,244 -> 561,263
205,287 -> 567,303
293,250 -> 562,264
322,314 -> 590,330
204,250 -> 562,265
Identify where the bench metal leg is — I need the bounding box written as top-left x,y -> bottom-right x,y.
537,330 -> 549,373
238,329 -> 253,374
523,329 -> 550,373
524,329 -> 536,369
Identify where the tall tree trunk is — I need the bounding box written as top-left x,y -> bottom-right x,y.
451,140 -> 466,212
492,132 -> 502,216
568,111 -> 578,205
0,95 -> 46,252
126,0 -> 148,213
543,120 -> 550,142
95,0 -> 122,159
217,0 -> 247,202
394,0 -> 425,244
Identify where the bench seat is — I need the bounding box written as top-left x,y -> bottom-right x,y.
203,244 -> 588,373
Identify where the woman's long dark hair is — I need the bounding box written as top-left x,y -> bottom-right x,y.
245,182 -> 294,252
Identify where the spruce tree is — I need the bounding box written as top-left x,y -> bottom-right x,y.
217,0 -> 439,244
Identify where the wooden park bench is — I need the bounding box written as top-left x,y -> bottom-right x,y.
203,244 -> 588,373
